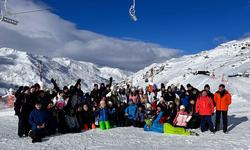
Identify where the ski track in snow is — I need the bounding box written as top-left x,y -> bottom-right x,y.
0,98 -> 250,150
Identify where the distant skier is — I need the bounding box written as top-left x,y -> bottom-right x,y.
214,84 -> 232,133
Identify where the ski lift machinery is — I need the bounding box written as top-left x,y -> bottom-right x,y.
0,0 -> 49,26
0,0 -> 18,25
129,0 -> 138,21
1,0 -> 137,25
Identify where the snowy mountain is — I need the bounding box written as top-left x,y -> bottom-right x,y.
130,38 -> 250,101
0,40 -> 250,150
0,48 -> 132,94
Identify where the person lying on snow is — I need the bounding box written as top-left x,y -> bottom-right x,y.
173,105 -> 192,128
144,105 -> 164,133
28,101 -> 48,143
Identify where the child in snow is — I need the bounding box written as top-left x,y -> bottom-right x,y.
144,105 -> 164,133
173,105 -> 192,128
56,101 -> 68,134
108,101 -> 118,128
99,100 -> 111,130
28,101 -> 48,143
144,103 -> 155,127
165,101 -> 177,124
180,92 -> 190,109
116,102 -> 126,127
135,105 -> 145,128
125,100 -> 137,126
81,104 -> 92,131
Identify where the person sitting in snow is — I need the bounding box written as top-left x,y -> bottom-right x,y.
173,105 -> 192,128
28,101 -> 48,143
144,105 -> 164,133
144,103 -> 155,125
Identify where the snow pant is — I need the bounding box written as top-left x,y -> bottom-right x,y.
144,123 -> 163,133
18,115 -> 30,137
82,122 -> 96,131
125,118 -> 136,127
136,121 -> 145,128
215,111 -> 228,132
76,113 -> 83,129
187,115 -> 201,129
117,118 -> 125,127
65,115 -> 80,133
29,128 -> 46,140
109,114 -> 118,127
100,121 -> 110,130
47,118 -> 57,135
163,123 -> 190,136
57,111 -> 68,134
200,115 -> 214,132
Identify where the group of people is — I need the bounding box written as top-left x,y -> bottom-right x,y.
1,77 -> 232,143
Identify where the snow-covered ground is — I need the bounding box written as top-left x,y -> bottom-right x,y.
0,96 -> 249,150
0,38 -> 250,149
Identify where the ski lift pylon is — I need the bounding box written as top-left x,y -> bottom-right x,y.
129,0 -> 137,21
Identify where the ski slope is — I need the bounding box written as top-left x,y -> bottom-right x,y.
0,38 -> 250,149
0,96 -> 249,150
130,38 -> 250,97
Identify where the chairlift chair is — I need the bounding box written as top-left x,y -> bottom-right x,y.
0,0 -> 18,25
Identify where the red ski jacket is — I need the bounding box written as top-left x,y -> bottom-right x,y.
214,91 -> 232,111
196,96 -> 214,116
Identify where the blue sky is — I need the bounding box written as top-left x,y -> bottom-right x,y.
41,0 -> 250,54
1,0 -> 250,71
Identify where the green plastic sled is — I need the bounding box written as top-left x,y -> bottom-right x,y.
163,123 -> 190,136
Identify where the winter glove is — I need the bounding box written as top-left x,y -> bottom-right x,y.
77,79 -> 81,84
51,78 -> 56,84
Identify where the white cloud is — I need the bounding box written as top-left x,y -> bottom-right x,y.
0,0 -> 179,71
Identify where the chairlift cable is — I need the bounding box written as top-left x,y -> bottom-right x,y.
6,8 -> 50,16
